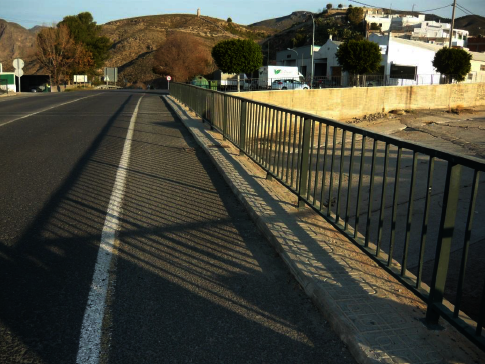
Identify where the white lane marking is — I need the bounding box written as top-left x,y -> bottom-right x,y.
0,93 -> 101,128
76,95 -> 144,364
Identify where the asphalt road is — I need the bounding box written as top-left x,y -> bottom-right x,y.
0,91 -> 356,364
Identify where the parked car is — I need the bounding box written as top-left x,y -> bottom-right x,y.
271,79 -> 310,90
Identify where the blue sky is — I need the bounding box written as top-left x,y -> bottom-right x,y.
1,0 -> 483,29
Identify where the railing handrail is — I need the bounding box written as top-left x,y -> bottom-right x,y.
176,82 -> 485,172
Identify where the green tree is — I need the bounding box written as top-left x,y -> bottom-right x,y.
338,4 -> 343,8
336,39 -> 381,75
58,12 -> 112,73
292,29 -> 307,47
227,17 -> 233,23
326,3 -> 333,10
211,39 -> 263,74
346,6 -> 364,26
370,22 -> 381,30
432,47 -> 472,82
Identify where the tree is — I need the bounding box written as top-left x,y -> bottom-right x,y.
370,22 -> 381,31
336,39 -> 381,75
326,3 -> 333,10
292,29 -> 307,47
36,25 -> 93,86
338,4 -> 343,8
211,39 -> 263,74
346,6 -> 364,26
58,12 -> 111,73
432,47 -> 472,82
227,17 -> 233,23
153,33 -> 213,82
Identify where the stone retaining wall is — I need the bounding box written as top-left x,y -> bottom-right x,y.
239,83 -> 485,120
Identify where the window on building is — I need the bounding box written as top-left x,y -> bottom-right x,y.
468,73 -> 474,80
287,54 -> 291,58
481,65 -> 485,71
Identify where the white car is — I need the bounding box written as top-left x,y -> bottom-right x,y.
271,79 -> 310,90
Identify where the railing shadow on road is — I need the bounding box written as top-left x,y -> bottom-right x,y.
0,94 -> 136,363
0,92 -> 355,363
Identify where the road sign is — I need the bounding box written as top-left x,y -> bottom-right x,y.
14,69 -> 24,78
13,58 -> 24,69
166,76 -> 171,81
103,67 -> 118,83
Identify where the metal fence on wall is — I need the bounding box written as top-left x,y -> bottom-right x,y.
170,82 -> 485,351
199,74 -> 479,92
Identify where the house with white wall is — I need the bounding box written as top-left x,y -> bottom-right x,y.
369,33 -> 443,85
276,45 -> 321,79
313,39 -> 348,84
365,13 -> 425,32
411,21 -> 468,47
468,53 -> 485,83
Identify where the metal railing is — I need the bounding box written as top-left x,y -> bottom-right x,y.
170,82 -> 485,351
200,74 -> 482,92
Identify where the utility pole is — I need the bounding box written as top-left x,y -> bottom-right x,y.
267,40 -> 270,65
309,14 -> 315,88
449,0 -> 457,48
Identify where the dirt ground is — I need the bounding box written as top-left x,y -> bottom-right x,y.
345,106 -> 485,322
345,106 -> 485,160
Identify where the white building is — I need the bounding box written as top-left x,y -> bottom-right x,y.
313,39 -> 347,85
410,21 -> 469,47
369,34 -> 485,85
365,13 -> 425,32
370,34 -> 442,85
276,45 -> 321,79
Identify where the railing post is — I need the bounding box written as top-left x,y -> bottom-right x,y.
298,118 -> 311,209
223,95 -> 228,140
426,163 -> 462,324
210,92 -> 215,130
239,100 -> 247,155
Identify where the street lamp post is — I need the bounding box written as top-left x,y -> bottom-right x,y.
305,13 -> 316,88
287,48 -> 299,73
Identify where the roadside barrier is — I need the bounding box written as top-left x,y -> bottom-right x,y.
170,82 -> 485,351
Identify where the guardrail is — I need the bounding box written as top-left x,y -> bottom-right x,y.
199,74 -> 481,92
170,82 -> 485,351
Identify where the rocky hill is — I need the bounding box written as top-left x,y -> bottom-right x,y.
0,14 -> 274,84
100,14 -> 274,84
454,15 -> 485,36
250,11 -> 309,31
1,10 -> 483,84
0,19 -> 43,74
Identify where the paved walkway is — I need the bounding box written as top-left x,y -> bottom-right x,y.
165,95 -> 485,364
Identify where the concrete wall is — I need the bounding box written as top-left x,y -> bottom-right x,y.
239,82 -> 485,121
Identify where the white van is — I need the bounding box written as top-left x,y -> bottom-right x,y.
258,66 -> 305,88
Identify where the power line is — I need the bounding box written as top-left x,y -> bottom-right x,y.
456,2 -> 480,16
349,0 -> 453,14
416,4 -> 453,13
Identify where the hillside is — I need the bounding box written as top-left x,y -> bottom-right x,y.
454,14 -> 485,36
0,19 -> 44,74
250,11 -> 309,31
101,14 -> 274,84
1,10 -> 483,85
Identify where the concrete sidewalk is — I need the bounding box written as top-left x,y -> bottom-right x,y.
164,95 -> 484,364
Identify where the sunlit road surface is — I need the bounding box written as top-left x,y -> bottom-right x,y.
0,91 -> 355,364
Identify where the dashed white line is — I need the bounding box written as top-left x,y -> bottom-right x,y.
75,95 -> 144,364
0,93 -> 101,128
